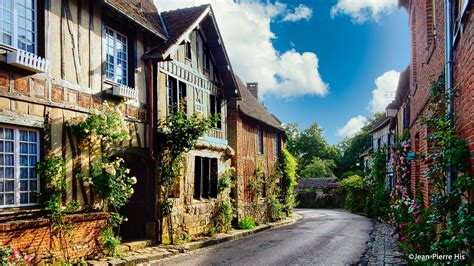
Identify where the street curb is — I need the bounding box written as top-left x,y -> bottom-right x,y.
89,214 -> 302,265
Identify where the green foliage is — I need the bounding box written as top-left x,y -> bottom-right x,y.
283,122 -> 340,177
249,162 -> 265,199
300,157 -> 336,178
215,197 -> 235,233
218,169 -> 235,192
69,102 -> 134,255
99,228 -> 121,256
340,170 -> 364,180
37,154 -> 78,262
389,79 -> 473,263
157,107 -> 218,244
339,174 -> 364,212
335,112 -> 384,177
364,151 -> 389,219
279,149 -> 298,215
238,217 -> 256,230
267,194 -> 284,222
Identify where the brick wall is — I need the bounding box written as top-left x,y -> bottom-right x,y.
0,212 -> 107,263
408,1 -> 473,206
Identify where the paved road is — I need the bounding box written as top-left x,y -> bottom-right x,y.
149,209 -> 373,266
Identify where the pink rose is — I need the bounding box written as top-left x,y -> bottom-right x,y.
401,236 -> 406,241
413,212 -> 417,217
415,218 -> 420,223
25,256 -> 32,263
12,249 -> 19,256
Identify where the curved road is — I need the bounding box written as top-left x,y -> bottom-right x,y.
150,209 -> 373,266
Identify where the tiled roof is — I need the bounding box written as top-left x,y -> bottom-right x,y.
370,115 -> 391,133
235,76 -> 284,132
295,178 -> 339,189
146,4 -> 210,59
104,0 -> 167,39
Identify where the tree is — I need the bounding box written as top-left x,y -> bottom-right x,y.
284,122 -> 341,177
300,158 -> 336,178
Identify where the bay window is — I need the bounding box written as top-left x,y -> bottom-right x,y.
0,125 -> 39,207
0,0 -> 37,53
105,27 -> 128,86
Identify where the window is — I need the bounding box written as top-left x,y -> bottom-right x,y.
185,41 -> 192,60
274,134 -> 281,158
105,27 -> 128,85
425,0 -> 436,48
203,45 -> 210,71
209,94 -> 221,129
0,126 -> 39,207
258,127 -> 264,155
453,0 -> 470,43
0,0 -> 37,53
193,157 -> 217,199
167,76 -> 187,114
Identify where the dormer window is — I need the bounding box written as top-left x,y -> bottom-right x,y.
0,0 -> 37,53
105,27 -> 128,86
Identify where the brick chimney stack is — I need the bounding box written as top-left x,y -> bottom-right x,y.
247,82 -> 259,99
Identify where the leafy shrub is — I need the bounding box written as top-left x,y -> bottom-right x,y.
267,194 -> 284,222
216,197 -> 234,233
339,174 -> 364,212
364,151 -> 389,219
300,158 -> 336,178
340,170 -> 364,180
218,169 -> 235,192
279,149 -> 298,215
238,217 -> 256,230
99,228 -> 121,256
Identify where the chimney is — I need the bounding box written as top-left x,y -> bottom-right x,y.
247,82 -> 259,99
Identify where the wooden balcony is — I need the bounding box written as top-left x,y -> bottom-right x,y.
207,128 -> 224,139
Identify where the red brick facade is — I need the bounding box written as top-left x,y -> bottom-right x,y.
406,1 -> 473,206
0,212 -> 107,263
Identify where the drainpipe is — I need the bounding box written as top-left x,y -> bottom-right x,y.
147,59 -> 155,159
444,0 -> 454,193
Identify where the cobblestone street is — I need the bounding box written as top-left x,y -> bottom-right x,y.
360,223 -> 406,265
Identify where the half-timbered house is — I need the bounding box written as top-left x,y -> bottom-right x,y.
0,0 -> 166,261
144,4 -> 240,241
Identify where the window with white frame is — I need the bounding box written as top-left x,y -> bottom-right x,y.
105,27 -> 128,86
0,0 -> 37,53
0,126 -> 39,207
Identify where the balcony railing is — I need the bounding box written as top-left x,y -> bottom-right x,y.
6,49 -> 48,73
112,84 -> 138,100
208,128 -> 224,139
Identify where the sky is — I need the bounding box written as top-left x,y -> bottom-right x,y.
154,0 -> 410,144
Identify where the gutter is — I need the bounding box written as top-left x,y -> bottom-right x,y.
444,0 -> 454,193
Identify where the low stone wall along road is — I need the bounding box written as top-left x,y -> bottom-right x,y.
148,209 -> 373,265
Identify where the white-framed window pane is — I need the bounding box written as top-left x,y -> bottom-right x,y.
15,0 -> 35,53
0,125 -> 39,208
105,26 -> 128,85
1,0 -> 14,46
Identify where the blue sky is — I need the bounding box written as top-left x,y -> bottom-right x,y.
264,1 -> 410,144
156,0 -> 410,145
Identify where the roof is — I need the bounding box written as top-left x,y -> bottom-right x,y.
360,147 -> 373,157
104,0 -> 167,39
144,5 -> 210,60
295,178 -> 339,190
370,115 -> 391,133
151,5 -> 210,58
235,76 -> 284,132
386,66 -> 410,110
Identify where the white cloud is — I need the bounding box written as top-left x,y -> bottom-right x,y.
337,115 -> 368,138
368,70 -> 400,113
282,4 -> 313,22
154,0 -> 327,98
330,0 -> 398,23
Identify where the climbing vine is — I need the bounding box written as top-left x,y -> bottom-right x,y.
390,79 -> 473,263
156,106 -> 218,244
365,150 -> 389,219
68,101 -> 135,256
214,168 -> 236,233
279,149 -> 297,216
36,154 -> 78,262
